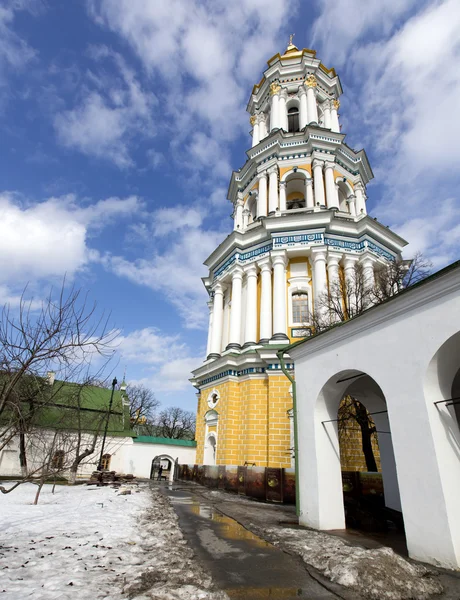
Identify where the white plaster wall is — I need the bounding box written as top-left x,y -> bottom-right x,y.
291,269 -> 460,568
126,443 -> 196,479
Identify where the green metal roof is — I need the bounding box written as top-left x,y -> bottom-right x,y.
133,436 -> 197,447
0,377 -> 135,437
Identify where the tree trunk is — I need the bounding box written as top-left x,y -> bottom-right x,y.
354,401 -> 378,472
19,430 -> 27,477
34,479 -> 45,505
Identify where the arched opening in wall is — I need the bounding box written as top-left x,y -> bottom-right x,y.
337,180 -> 352,213
316,371 -> 406,549
51,450 -> 65,470
285,173 -> 306,210
101,453 -> 111,471
204,433 -> 217,465
150,454 -> 175,481
246,196 -> 257,224
288,106 -> 300,132
426,330 -> 460,454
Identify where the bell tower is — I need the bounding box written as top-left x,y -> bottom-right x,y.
192,40 -> 408,468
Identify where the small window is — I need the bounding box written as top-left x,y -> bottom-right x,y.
288,107 -> 300,132
51,450 -> 65,470
292,292 -> 309,324
101,454 -> 111,470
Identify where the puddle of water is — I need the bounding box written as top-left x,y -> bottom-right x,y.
190,502 -> 271,548
224,587 -> 302,598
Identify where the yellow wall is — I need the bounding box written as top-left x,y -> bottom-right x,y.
197,374 -> 292,468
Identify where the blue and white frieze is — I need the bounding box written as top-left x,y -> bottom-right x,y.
274,232 -> 323,247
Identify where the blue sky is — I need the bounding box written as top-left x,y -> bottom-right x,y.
1,0 -> 459,411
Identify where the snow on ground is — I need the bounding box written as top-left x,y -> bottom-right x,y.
0,482 -> 228,600
264,526 -> 443,600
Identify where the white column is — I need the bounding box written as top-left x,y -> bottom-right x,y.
250,115 -> 259,147
209,283 -> 224,358
343,254 -> 360,315
347,194 -> 357,216
268,167 -> 278,213
327,252 -> 342,293
258,258 -> 272,343
270,82 -> 281,131
361,254 -> 375,306
312,159 -> 325,206
355,183 -> 367,215
206,300 -> 213,357
311,248 -> 328,316
272,252 -> 288,341
299,87 -> 308,129
323,101 -> 332,129
227,267 -> 244,349
305,75 -> 318,125
257,172 -> 268,218
234,196 -> 244,231
243,265 -> 258,346
305,178 -> 314,208
279,89 -> 288,131
331,99 -> 340,133
279,181 -> 287,211
324,162 -> 339,210
259,113 -> 268,140
242,208 -> 250,230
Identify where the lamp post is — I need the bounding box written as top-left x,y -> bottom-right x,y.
97,377 -> 117,471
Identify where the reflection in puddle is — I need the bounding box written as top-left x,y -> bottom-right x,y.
225,588 -> 302,598
190,501 -> 271,548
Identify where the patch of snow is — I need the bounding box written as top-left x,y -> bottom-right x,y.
0,482 -> 228,599
265,527 -> 443,600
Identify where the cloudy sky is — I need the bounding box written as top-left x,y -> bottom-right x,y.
1,0 -> 459,411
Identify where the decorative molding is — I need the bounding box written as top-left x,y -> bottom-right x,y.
291,327 -> 313,338
200,366 -> 266,386
213,234 -> 395,279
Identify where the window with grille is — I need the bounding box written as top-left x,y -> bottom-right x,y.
292,292 -> 309,324
288,106 -> 300,132
101,454 -> 111,470
51,450 -> 65,470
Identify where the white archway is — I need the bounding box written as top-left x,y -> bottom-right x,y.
311,369 -> 401,530
204,432 -> 217,466
150,453 -> 176,482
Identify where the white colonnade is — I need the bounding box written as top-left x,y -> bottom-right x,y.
236,162 -> 368,232
206,250 -> 378,358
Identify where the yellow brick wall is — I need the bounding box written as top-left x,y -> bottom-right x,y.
196,373 -> 292,468
267,375 -> 292,468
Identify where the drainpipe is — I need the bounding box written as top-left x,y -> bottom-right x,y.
277,348 -> 300,517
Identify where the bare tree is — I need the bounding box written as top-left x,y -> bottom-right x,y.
373,251 -> 432,303
312,262 -> 372,332
127,384 -> 160,429
0,280 -> 118,493
155,407 -> 196,440
338,396 -> 378,472
312,252 -> 432,332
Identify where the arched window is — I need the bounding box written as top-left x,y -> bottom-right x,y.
292,292 -> 309,324
51,450 -> 65,470
288,107 -> 300,132
101,454 -> 111,470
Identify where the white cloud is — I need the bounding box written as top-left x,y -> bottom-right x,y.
0,192 -> 142,286
104,225 -> 222,329
312,0 -> 460,266
54,48 -> 157,168
87,0 -> 298,176
117,327 -> 201,393
152,206 -> 203,237
0,1 -> 37,105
